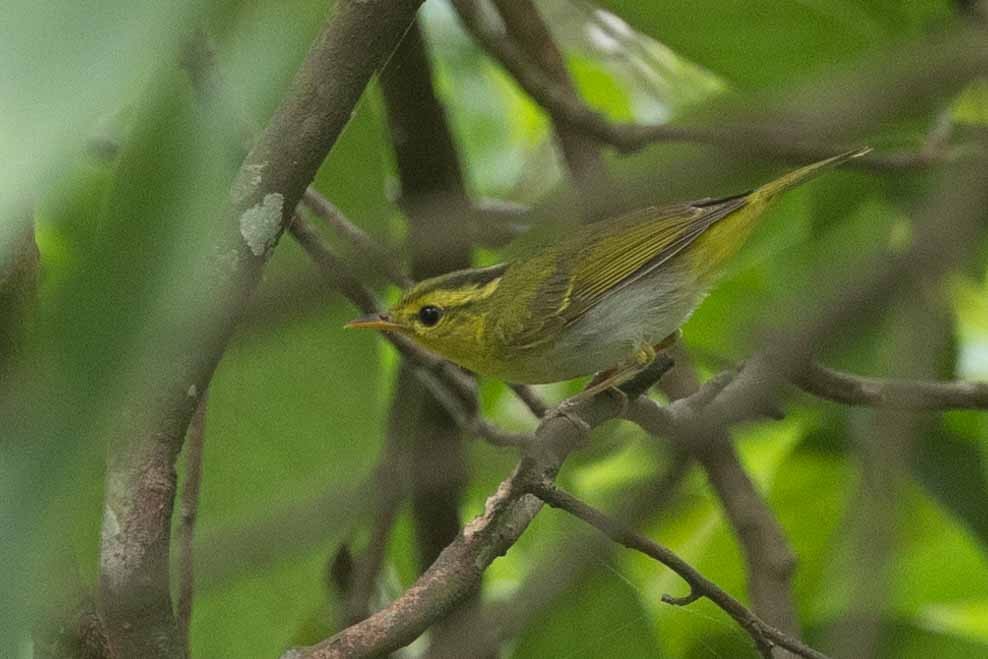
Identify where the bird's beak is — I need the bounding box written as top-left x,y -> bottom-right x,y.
345,312 -> 401,332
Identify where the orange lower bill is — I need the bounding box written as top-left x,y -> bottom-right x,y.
344,313 -> 401,331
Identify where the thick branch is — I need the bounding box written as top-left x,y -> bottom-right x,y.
285,360 -> 672,658
97,3 -> 424,657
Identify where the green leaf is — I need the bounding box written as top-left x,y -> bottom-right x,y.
1,1 -> 194,226
595,1 -> 953,90
512,556 -> 661,658
912,422 -> 988,549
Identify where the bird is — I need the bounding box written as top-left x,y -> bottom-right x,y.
347,148 -> 870,399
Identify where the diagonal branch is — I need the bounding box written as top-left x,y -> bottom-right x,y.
657,347 -> 800,648
97,3 -> 425,657
284,359 -> 674,659
491,0 -> 608,188
454,0 -> 983,168
301,188 -> 412,288
530,481 -> 829,659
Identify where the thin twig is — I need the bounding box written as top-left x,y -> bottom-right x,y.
455,0 -> 979,168
341,438 -> 405,625
288,215 -> 382,315
491,0 -> 608,188
426,454 -> 693,658
508,384 -> 549,418
417,368 -> 531,447
529,482 -> 829,659
176,394 -> 207,651
656,347 -> 800,646
794,362 -> 988,410
301,188 -> 412,288
289,213 -> 543,443
285,361 -> 674,659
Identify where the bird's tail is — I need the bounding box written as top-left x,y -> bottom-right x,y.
690,146 -> 870,280
746,146 -> 872,206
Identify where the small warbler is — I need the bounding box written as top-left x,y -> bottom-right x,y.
347,148 -> 869,396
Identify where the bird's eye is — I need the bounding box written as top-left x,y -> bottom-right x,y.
417,305 -> 443,327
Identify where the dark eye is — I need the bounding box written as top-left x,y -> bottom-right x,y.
417,305 -> 443,327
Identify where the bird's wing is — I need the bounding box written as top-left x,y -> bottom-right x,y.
555,196 -> 747,326
491,196 -> 747,350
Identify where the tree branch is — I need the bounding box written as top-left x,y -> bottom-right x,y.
454,0 -> 983,168
530,482 -> 829,659
425,455 -> 692,658
97,3 -> 425,657
301,188 -> 412,289
284,359 -> 673,659
177,395 -> 208,653
794,362 -> 988,410
656,346 -> 801,651
491,0 -> 608,189
379,21 -> 474,601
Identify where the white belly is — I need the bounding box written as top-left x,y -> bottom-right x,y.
528,264 -> 704,381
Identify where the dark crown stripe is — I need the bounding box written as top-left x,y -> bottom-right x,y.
408,263 -> 508,298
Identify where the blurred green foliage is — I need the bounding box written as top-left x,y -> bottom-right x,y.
4,1 -> 987,658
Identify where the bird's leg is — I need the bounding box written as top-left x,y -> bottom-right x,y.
654,329 -> 681,353
547,332 -> 681,424
558,342 -> 657,413
584,366 -> 617,390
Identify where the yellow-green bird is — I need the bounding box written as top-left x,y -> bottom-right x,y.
348,148 -> 869,396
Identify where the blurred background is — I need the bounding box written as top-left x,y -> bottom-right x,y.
3,1 -> 987,657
